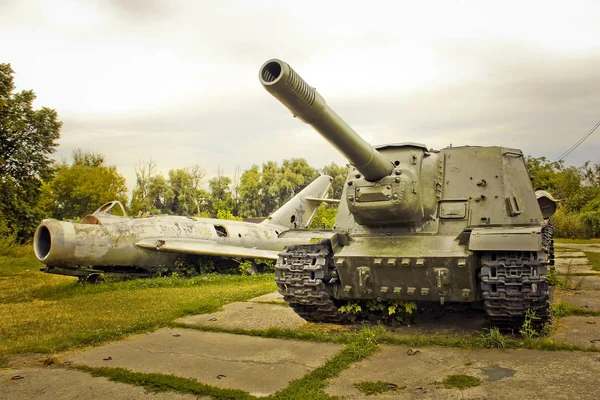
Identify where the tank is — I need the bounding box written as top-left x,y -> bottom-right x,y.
259,59 -> 556,330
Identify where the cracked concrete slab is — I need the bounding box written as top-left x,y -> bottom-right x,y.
556,290 -> 600,312
177,301 -> 304,330
566,275 -> 600,290
65,328 -> 341,397
326,345 -> 600,399
248,291 -> 286,304
551,316 -> 600,350
555,263 -> 600,275
0,367 -> 197,400
554,251 -> 587,258
556,257 -> 592,266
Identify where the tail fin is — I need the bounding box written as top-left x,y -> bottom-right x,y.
262,175 -> 335,229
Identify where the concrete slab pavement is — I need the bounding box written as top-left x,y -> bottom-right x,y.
555,251 -> 587,258
0,367 -> 198,400
65,328 -> 342,397
551,316 -> 600,350
326,345 -> 600,399
556,290 -> 600,312
176,301 -> 305,331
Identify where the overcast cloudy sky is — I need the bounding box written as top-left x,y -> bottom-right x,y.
2,0 -> 599,191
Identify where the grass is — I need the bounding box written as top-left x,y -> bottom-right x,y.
0,252 -> 277,360
441,374 -> 482,389
552,302 -> 600,317
555,238 -> 600,245
76,326 -> 384,400
585,252 -> 600,271
175,320 -> 599,353
354,381 -> 404,395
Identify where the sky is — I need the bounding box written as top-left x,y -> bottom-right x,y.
2,0 -> 599,192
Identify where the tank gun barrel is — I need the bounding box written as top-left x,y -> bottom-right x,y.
259,59 -> 393,181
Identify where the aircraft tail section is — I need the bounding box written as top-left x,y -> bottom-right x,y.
262,175 -> 335,229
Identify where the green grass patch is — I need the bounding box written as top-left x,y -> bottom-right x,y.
175,321 -> 599,353
76,326 -> 384,400
585,252 -> 600,271
0,253 -> 277,360
354,381 -> 404,395
441,374 -> 482,389
0,355 -> 8,368
555,238 -> 600,245
76,365 -> 254,400
552,302 -> 600,317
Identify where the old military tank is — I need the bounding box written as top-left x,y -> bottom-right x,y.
259,59 -> 556,330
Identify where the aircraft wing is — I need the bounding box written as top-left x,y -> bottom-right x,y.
136,239 -> 280,260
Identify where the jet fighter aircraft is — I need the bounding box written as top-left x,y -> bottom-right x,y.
34,175 -> 338,280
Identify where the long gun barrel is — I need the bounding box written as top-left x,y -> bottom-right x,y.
259,59 -> 393,182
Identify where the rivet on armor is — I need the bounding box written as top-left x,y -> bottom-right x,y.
457,259 -> 466,267
374,258 -> 382,266
416,258 -> 425,266
462,289 -> 471,299
393,287 -> 402,294
401,258 -> 410,266
343,285 -> 352,294
380,286 -> 389,294
421,288 -> 430,296
407,287 -> 416,295
387,258 -> 396,266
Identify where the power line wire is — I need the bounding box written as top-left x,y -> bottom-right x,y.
555,120 -> 600,162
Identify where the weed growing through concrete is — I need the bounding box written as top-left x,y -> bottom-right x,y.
442,374 -> 482,389
354,381 -> 404,395
475,328 -> 518,349
552,302 -> 600,317
585,252 -> 600,272
76,366 -> 255,400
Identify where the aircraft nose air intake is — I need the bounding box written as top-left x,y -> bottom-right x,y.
34,224 -> 52,260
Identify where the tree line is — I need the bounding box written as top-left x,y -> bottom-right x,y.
1,62 -> 599,244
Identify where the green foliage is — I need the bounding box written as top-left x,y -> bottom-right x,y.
475,328 -> 518,349
354,381 -> 403,395
519,310 -> 541,343
321,162 -> 347,199
309,204 -> 338,228
552,301 -> 600,317
338,300 -> 416,325
585,252 -> 600,271
41,150 -> 128,220
525,156 -> 600,238
441,374 -> 482,389
217,209 -> 243,221
0,63 -> 61,240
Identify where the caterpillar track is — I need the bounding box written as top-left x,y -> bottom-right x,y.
275,242 -> 348,323
479,223 -> 554,331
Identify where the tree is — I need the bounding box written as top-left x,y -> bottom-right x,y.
321,162 -> 347,199
42,150 -> 128,220
130,158 -> 158,216
208,168 -> 234,217
0,63 -> 61,239
237,165 -> 263,218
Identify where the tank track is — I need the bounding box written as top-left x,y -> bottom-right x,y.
480,248 -> 552,331
275,241 -> 348,323
542,222 -> 555,270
